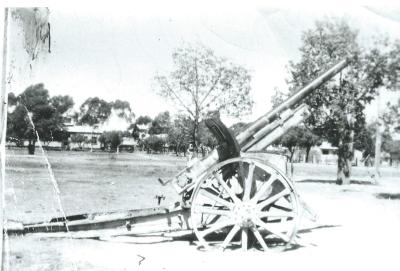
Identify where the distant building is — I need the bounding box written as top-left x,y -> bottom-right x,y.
63,109 -> 135,150
65,125 -> 103,150
119,137 -> 137,152
301,141 -> 363,165
311,141 -> 338,164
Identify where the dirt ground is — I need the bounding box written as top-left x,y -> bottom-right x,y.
3,149 -> 400,271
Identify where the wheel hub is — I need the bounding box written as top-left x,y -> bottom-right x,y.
232,202 -> 256,227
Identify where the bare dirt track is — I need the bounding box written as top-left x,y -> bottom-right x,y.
4,149 -> 400,271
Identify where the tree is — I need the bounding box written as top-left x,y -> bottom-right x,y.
70,134 -> 85,149
277,127 -> 302,162
107,131 -> 123,151
149,111 -> 171,135
7,83 -> 70,153
383,99 -> 400,131
167,114 -> 192,156
384,139 -> 400,166
386,40 -> 400,91
128,123 -> 140,140
198,120 -> 218,150
50,95 -> 74,115
79,97 -> 111,126
49,95 -> 74,142
296,126 -> 321,162
136,115 -> 152,125
99,131 -> 123,151
144,135 -> 166,153
286,19 -> 392,185
7,92 -> 18,107
353,124 -> 375,159
270,87 -> 287,109
355,121 -> 396,159
111,99 -> 134,121
7,103 -> 29,146
154,44 -> 253,149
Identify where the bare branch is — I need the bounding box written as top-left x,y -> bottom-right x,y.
160,78 -> 195,118
200,68 -> 223,107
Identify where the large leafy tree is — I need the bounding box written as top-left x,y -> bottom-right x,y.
386,41 -> 400,90
111,99 -> 134,121
78,97 -> 112,126
136,115 -> 152,125
296,126 -> 321,162
354,122 -> 393,159
167,114 -> 192,156
274,126 -> 320,162
99,131 -> 123,151
50,95 -> 74,115
149,111 -> 171,135
286,19 -> 393,184
278,127 -> 299,162
154,44 -> 253,149
270,87 -> 287,109
383,98 -> 400,131
7,83 -> 73,153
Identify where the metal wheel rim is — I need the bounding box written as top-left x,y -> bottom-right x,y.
190,157 -> 300,251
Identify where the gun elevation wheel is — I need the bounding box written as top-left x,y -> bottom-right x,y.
190,157 -> 299,251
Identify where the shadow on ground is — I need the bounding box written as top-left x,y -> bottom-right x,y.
91,224 -> 341,252
375,193 -> 400,200
297,179 -> 375,185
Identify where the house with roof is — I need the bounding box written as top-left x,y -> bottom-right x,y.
65,125 -> 103,150
300,141 -> 363,165
62,108 -> 137,150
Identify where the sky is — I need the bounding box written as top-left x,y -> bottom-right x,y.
5,3 -> 400,126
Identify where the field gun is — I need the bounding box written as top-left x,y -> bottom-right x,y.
172,58 -> 350,194
6,58 -> 350,251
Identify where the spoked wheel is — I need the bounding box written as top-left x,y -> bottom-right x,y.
190,157 -> 299,251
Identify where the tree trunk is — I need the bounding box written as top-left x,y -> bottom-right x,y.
336,136 -> 353,185
289,147 -> 295,162
193,117 -> 199,153
28,140 -> 35,155
337,152 -> 351,185
305,146 -> 311,163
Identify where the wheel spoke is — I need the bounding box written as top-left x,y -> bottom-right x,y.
199,189 -> 234,209
243,163 -> 255,201
214,172 -> 241,204
191,158 -> 298,252
193,205 -> 232,217
257,188 -> 291,210
241,228 -> 248,251
199,219 -> 234,238
250,226 -> 269,251
222,224 -> 241,249
254,218 -> 289,242
229,177 -> 243,195
251,173 -> 276,203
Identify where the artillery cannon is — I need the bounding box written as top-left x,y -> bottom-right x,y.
6,58 -> 350,251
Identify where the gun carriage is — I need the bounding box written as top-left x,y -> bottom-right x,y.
6,59 -> 350,251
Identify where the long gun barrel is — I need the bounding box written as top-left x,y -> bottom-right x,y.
236,58 -> 350,150
171,58 -> 350,194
